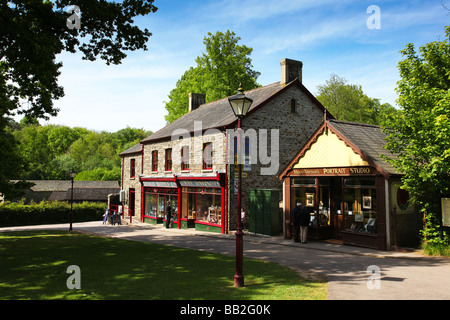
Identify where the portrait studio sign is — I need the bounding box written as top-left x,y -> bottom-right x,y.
289,167 -> 376,176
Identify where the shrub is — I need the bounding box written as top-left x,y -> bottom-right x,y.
0,201 -> 106,227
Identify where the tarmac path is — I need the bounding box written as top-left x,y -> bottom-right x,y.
1,221 -> 450,300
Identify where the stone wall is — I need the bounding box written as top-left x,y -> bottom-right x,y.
141,131 -> 227,176
227,84 -> 325,230
121,152 -> 142,220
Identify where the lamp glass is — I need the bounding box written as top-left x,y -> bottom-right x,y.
69,169 -> 77,179
228,90 -> 253,118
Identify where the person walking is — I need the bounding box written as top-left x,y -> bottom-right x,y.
299,204 -> 311,244
165,201 -> 172,229
103,208 -> 109,224
292,202 -> 301,243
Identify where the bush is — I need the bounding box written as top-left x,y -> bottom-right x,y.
0,200 -> 107,227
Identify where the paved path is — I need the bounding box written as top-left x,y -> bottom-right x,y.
2,221 -> 450,300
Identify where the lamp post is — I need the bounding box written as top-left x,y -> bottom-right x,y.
228,84 -> 253,287
69,169 -> 77,231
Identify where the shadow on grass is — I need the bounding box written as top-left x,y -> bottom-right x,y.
0,230 -> 326,300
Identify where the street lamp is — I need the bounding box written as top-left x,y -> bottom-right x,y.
228,84 -> 253,287
69,169 -> 77,231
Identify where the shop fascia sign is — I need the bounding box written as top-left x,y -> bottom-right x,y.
289,166 -> 375,176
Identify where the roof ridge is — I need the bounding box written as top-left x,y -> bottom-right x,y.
328,119 -> 382,129
196,81 -> 281,109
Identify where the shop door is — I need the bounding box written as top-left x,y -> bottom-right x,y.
129,189 -> 135,216
330,178 -> 343,238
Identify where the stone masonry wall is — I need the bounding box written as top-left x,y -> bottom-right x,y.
227,84 -> 325,230
121,152 -> 142,220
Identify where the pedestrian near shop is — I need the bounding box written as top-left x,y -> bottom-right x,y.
165,201 -> 172,228
299,204 -> 310,243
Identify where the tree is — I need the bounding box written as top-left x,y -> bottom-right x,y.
164,30 -> 261,123
316,73 -> 398,126
383,26 -> 450,245
0,0 -> 157,197
1,0 -> 157,119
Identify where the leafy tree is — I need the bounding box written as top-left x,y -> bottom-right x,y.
316,73 -> 398,126
0,0 -> 157,197
9,119 -> 151,184
383,26 -> 450,245
164,30 -> 261,123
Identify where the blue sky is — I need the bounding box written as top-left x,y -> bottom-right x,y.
43,0 -> 449,132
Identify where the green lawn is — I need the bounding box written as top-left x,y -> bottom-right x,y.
0,230 -> 326,300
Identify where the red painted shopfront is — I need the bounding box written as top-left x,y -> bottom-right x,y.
140,172 -> 226,233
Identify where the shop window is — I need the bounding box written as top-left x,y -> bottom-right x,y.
144,190 -> 178,219
151,150 -> 158,172
182,187 -> 221,225
292,178 -> 316,186
203,143 -> 213,170
130,159 -> 135,178
344,188 -> 377,233
344,178 -> 376,187
181,146 -> 190,171
165,148 -> 172,172
144,193 -> 158,217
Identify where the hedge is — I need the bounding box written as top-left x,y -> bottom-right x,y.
0,201 -> 107,227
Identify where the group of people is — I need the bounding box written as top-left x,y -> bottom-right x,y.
102,208 -> 122,226
292,202 -> 310,243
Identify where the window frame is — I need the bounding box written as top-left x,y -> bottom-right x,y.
203,142 -> 213,170
181,146 -> 190,171
151,150 -> 158,172
130,158 -> 136,178
165,148 -> 172,172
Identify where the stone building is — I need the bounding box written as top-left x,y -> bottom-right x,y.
120,58 -> 331,234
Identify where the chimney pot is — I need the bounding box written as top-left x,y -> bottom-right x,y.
189,93 -> 206,112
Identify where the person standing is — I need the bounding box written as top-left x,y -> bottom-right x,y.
299,204 -> 311,244
165,201 -> 172,229
292,202 -> 301,243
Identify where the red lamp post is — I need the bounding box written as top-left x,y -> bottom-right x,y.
69,169 -> 77,231
228,85 -> 253,287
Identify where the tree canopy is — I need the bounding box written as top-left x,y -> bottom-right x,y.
164,30 -> 261,123
1,0 -> 157,119
316,74 -> 398,126
8,119 -> 151,186
0,0 -> 157,197
383,25 -> 450,245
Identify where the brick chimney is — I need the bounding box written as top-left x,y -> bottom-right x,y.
280,58 -> 303,85
189,93 -> 206,112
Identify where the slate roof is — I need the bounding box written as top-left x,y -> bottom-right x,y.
327,119 -> 400,175
62,187 -> 121,202
21,180 -> 119,192
119,143 -> 143,156
11,180 -> 120,203
140,80 -> 332,144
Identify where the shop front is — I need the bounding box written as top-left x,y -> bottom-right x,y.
284,169 -> 386,250
140,173 -> 226,233
279,119 -> 405,251
141,178 -> 179,225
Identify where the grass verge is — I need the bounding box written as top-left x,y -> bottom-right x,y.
0,230 -> 327,300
